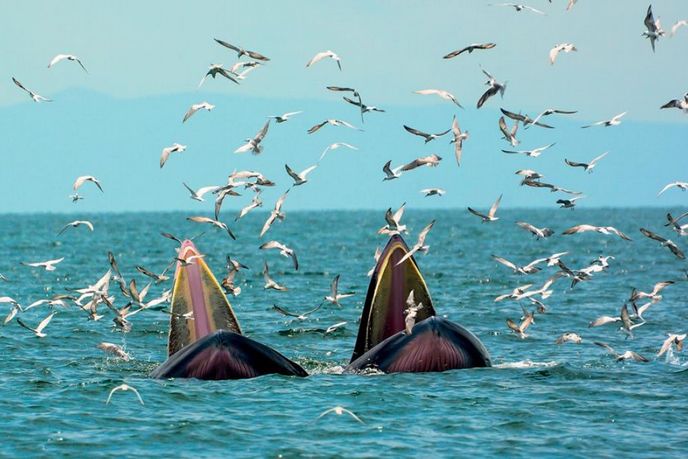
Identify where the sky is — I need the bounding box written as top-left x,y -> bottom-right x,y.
0,0 -> 687,214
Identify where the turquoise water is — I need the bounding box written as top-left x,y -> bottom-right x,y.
2,209 -> 687,457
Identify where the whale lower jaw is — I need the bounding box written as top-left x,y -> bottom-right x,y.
346,317 -> 491,374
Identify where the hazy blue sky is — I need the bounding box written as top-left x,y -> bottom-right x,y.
1,1 -> 686,213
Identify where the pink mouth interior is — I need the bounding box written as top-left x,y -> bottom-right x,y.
179,240 -> 212,339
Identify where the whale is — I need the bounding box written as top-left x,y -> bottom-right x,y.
347,235 -> 491,373
152,240 -> 307,380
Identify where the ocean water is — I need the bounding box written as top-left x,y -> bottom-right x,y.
2,208 -> 687,457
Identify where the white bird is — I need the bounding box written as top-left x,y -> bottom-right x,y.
319,142 -> 358,161
657,181 -> 688,196
478,68 -> 507,108
259,241 -> 299,271
48,54 -> 88,72
468,194 -> 502,222
268,111 -> 303,123
198,64 -> 239,87
234,121 -> 270,154
17,312 -> 56,338
450,115 -> 469,166
382,160 -> 403,181
307,119 -> 359,134
594,342 -> 648,362
235,192 -> 263,221
186,216 -> 235,240
160,143 -> 187,168
502,143 -> 555,157
285,164 -> 318,186
395,220 -> 436,266
21,257 -> 64,271
671,20 -> 688,36
630,281 -> 674,303
555,332 -> 582,345
516,222 -> 553,239
660,93 -> 688,112
183,101 -> 214,123
73,175 -> 103,193
642,5 -> 665,52
367,247 -> 383,277
106,384 -> 144,405
324,274 -> 354,306
562,224 -> 632,241
377,203 -> 407,236
58,220 -> 94,236
260,190 -> 289,238
506,312 -> 534,339
492,3 -> 545,15
404,291 -> 424,335
213,39 -> 270,61
182,183 -> 219,202
525,108 -> 577,129
97,342 -> 131,361
263,262 -> 288,291
581,112 -> 626,128
317,406 -> 364,424
443,42 -> 497,59
564,152 -> 608,173
306,50 -> 342,71
492,255 -> 545,275
414,89 -> 463,108
498,116 -> 519,147
403,125 -> 451,143
658,333 -> 686,357
12,77 -> 52,102
420,188 -> 445,197
549,43 -> 577,65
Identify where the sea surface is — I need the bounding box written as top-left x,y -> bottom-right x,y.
2,208 -> 687,457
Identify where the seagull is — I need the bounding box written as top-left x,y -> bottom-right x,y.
562,224 -> 632,241
516,222 -> 554,239
414,89 -> 463,108
630,281 -> 674,303
260,190 -> 289,238
160,143 -> 187,168
506,312 -> 534,339
525,108 -> 577,129
502,143 -> 555,157
581,112 -> 626,128
468,194 -> 502,222
263,262 -> 288,291
317,406 -> 364,424
221,265 -> 242,297
564,152 -> 608,173
378,203 -> 407,236
213,39 -> 270,61
183,101 -> 214,123
501,108 -> 553,129
443,43 -> 496,59
450,115 -> 469,166
660,93 -> 688,112
272,302 -> 324,320
343,96 -> 385,122
566,0 -> 577,11
594,342 -> 648,362
21,257 -> 64,271
515,169 -> 543,184
555,332 -> 582,344
400,154 -> 442,171
657,181 -> 688,196
382,160 -> 403,181
136,264 -> 172,284
658,333 -> 686,357
420,188 -> 445,197
229,60 -> 262,74
498,116 -> 520,147
57,220 -> 94,236
557,197 -> 583,209
268,111 -> 303,123
639,228 -> 685,259
182,183 -> 219,202
17,312 -> 56,338
106,384 -> 144,405
671,20 -> 688,36
494,283 -> 533,302
492,3 -> 545,15
403,125 -> 451,143
545,252 -> 569,267
12,77 -> 52,102
324,275 -> 354,306
73,175 -> 103,192
48,54 -> 88,72
235,192 -> 262,221
367,247 -> 383,277
285,164 -> 318,186
235,120 -> 270,154
69,193 -> 84,203
492,255 -> 545,275
404,291 -> 424,335
97,343 -> 131,361
307,119 -> 359,134
198,64 -> 239,87
259,241 -> 299,270
186,216 -> 236,240
395,220 -> 435,266
306,50 -> 342,70
325,321 -> 348,334
549,43 -> 577,65
477,69 -> 507,108
523,180 -> 581,195
642,5 -> 665,52
319,142 -> 358,161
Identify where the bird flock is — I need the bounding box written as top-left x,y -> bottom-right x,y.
2,2 -> 688,409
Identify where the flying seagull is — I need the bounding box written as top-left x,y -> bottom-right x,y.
642,5 -> 665,52
319,142 -> 358,161
48,54 -> 88,72
564,152 -> 608,173
657,181 -> 688,196
183,102 -> 214,123
639,228 -> 685,259
306,50 -> 342,70
12,77 -> 52,102
213,39 -> 270,61
160,143 -> 187,168
562,224 -> 632,240
106,384 -> 144,405
468,194 -> 502,222
285,164 -> 318,186
420,188 -> 445,197
660,93 -> 688,113
259,241 -> 299,270
450,115 -> 469,166
395,220 -> 436,266
21,257 -> 65,271
186,216 -> 236,240
73,175 -> 103,192
235,120 -> 270,154
594,342 -> 648,362
443,43 -> 496,59
501,108 -> 553,129
17,312 -> 56,338
260,190 -> 289,237
182,183 -> 219,202
58,220 -> 94,236
498,116 -> 520,147
549,43 -> 577,65
198,64 -> 239,87
525,108 -> 577,129
477,69 -> 506,108
263,262 -> 288,291
382,160 -> 403,181
324,274 -> 354,306
516,221 -> 553,239
307,119 -> 359,134
581,112 -> 626,128
414,89 -> 463,108
268,111 -> 303,123
492,3 -> 545,15
403,125 -> 450,143
502,143 -> 555,157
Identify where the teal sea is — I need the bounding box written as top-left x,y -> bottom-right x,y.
2,208 -> 687,457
